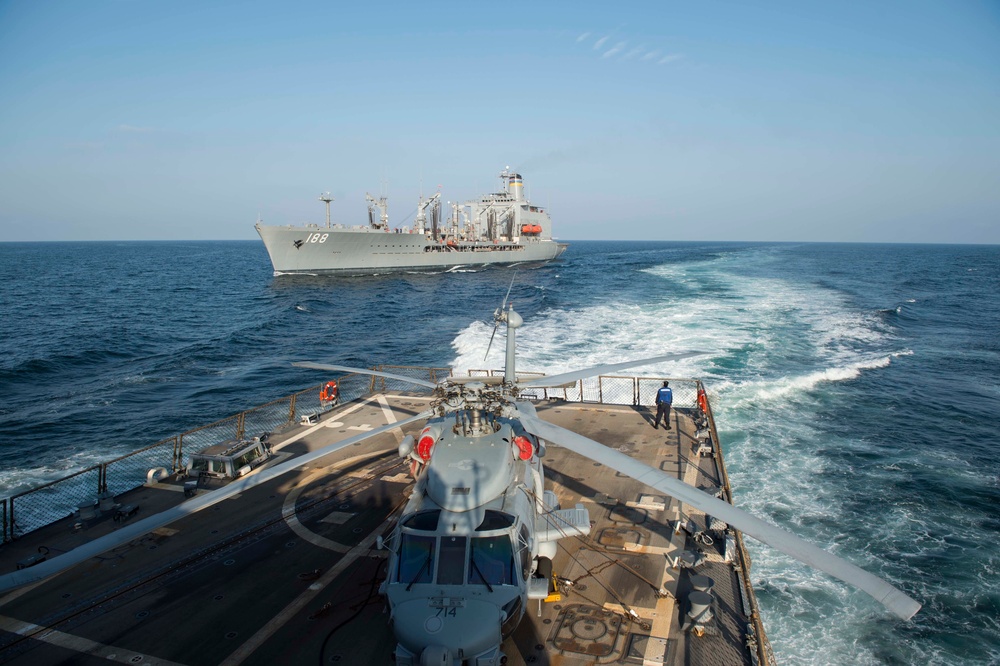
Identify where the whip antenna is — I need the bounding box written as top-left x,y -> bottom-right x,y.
485,270 -> 518,361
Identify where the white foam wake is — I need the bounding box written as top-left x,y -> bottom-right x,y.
447,251 -> 920,664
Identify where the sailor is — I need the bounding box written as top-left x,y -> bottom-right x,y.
654,381 -> 673,429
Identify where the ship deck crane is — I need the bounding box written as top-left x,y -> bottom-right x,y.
365,193 -> 389,230
414,192 -> 441,235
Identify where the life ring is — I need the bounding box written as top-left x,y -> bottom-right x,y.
320,380 -> 339,402
697,388 -> 708,414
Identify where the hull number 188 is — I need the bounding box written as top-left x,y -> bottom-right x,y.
306,233 -> 329,243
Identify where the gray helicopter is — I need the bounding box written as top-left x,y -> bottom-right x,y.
292,300 -> 922,666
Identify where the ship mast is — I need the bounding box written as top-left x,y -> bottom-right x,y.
318,192 -> 334,228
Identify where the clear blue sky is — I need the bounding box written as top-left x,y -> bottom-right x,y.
1,0 -> 998,243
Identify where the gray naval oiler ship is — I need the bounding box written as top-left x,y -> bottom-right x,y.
256,170 -> 567,276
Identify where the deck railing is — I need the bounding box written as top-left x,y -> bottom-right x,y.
0,369 -> 702,541
5,369 -> 696,535
700,382 -> 777,666
0,372 -> 331,541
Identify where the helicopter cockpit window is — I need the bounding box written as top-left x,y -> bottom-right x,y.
476,510 -> 515,531
402,510 -> 441,531
398,534 -> 435,586
437,536 -> 467,585
469,535 -> 515,586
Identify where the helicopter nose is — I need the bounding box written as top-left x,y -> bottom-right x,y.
393,598 -> 504,664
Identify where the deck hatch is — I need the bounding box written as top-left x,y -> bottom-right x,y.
550,604 -> 622,657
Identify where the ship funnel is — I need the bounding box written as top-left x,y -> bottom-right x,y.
508,173 -> 523,202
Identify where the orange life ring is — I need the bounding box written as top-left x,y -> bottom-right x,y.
320,380 -> 339,402
697,388 -> 708,414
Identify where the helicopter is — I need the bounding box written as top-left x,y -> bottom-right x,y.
291,299 -> 922,666
0,299 -> 921,666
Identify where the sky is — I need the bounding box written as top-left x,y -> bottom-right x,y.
1,0 -> 998,243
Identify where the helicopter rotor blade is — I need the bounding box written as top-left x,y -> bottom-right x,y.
514,403 -> 921,620
0,408 -> 435,594
293,362 -> 438,389
520,351 -> 711,389
484,315 -> 501,362
500,269 -> 517,310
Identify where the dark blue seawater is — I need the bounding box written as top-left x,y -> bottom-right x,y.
1,240 -> 998,664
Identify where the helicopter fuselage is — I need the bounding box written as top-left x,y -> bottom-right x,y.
381,415 -> 563,665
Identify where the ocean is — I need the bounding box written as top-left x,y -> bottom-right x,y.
1,240 -> 998,664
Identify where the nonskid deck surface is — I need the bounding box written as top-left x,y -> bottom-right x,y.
0,394 -> 754,666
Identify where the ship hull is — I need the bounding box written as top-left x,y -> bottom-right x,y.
256,223 -> 567,276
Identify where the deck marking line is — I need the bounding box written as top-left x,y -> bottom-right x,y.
0,580 -> 46,609
376,394 -> 405,444
281,450 -> 410,554
0,614 -> 189,665
219,520 -> 390,666
270,398 -> 374,453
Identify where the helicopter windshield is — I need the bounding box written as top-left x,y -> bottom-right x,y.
437,536 -> 467,585
469,535 -> 515,586
398,534 -> 435,586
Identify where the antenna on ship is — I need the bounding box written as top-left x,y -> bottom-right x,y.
318,192 -> 334,228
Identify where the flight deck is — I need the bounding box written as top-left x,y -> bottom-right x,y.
0,385 -> 772,666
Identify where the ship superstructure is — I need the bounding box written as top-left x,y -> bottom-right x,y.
255,170 -> 567,275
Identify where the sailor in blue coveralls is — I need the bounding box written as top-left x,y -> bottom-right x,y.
654,381 -> 672,429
